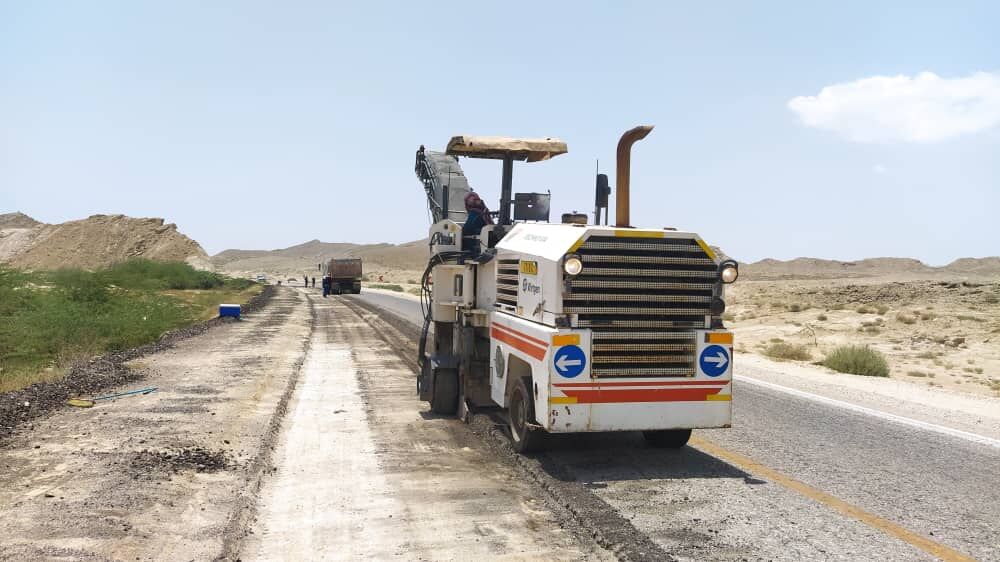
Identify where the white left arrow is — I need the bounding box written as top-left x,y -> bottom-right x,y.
704,352 -> 728,369
556,355 -> 583,373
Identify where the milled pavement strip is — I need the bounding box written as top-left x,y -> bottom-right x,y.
735,375 -> 1000,449
246,294 -> 616,561
215,290 -> 316,561
690,437 -> 979,562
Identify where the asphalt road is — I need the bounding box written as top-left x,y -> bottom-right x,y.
353,290 -> 999,562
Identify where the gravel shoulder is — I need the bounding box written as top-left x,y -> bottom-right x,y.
0,286 -> 312,561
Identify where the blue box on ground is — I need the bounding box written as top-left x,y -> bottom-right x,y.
219,304 -> 241,319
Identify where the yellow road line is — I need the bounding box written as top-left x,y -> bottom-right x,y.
690,437 -> 978,562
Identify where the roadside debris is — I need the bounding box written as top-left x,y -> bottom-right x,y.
67,387 -> 158,408
130,447 -> 231,474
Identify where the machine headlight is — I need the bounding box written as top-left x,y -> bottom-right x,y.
720,261 -> 739,284
564,256 -> 583,276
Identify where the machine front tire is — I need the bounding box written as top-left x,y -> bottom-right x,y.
430,368 -> 459,415
643,429 -> 692,449
508,378 -> 544,453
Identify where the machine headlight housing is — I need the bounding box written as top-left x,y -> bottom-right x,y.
719,260 -> 739,284
564,255 -> 583,276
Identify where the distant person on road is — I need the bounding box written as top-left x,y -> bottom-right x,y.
304,275 -> 308,287
462,191 -> 493,255
311,277 -> 315,288
322,276 -> 331,297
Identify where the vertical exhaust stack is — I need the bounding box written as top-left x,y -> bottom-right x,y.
615,125 -> 654,227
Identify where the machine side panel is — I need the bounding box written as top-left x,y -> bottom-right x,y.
488,312 -> 554,417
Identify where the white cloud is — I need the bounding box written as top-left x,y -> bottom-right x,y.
788,72 -> 1000,142
873,164 -> 887,174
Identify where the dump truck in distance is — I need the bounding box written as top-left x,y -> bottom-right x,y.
326,258 -> 362,294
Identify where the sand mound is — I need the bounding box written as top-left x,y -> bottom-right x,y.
1,213 -> 211,270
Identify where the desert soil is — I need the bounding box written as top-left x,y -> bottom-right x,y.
0,288 -> 311,561
727,277 -> 1000,398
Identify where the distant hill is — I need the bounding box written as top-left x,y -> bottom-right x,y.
211,238 -> 430,277
741,256 -> 1000,280
0,212 -> 210,270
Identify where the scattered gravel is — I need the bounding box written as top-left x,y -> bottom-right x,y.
130,447 -> 232,474
0,286 -> 275,442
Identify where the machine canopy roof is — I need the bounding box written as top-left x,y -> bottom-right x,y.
445,135 -> 568,162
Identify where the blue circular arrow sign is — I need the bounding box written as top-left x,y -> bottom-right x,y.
553,345 -> 586,378
699,345 -> 730,377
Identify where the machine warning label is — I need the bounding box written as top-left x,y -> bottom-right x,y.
553,345 -> 586,378
699,345 -> 730,377
520,261 -> 538,275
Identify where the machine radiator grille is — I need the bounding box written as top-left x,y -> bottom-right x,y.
496,259 -> 519,309
569,236 -> 717,378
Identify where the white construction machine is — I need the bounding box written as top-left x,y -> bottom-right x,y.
413,126 -> 738,452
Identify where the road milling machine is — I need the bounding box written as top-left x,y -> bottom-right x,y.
414,127 -> 739,452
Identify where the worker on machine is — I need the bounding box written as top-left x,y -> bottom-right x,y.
462,191 -> 493,255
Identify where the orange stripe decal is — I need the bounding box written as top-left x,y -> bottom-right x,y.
555,380 -> 728,388
561,387 -> 723,403
492,323 -> 548,347
491,328 -> 547,361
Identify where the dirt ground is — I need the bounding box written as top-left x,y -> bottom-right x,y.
727,276 -> 1000,398
0,288 -> 312,561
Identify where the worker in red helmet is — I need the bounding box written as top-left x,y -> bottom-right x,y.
462,191 -> 493,255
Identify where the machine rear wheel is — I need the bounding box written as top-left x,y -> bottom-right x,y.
643,429 -> 692,448
508,378 -> 543,453
430,368 -> 459,415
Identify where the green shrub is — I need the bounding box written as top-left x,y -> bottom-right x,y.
787,303 -> 807,312
816,314 -> 828,321
821,345 -> 890,377
764,342 -> 812,361
369,283 -> 404,292
0,262 -> 257,393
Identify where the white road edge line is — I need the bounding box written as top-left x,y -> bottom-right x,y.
736,374 -> 1000,450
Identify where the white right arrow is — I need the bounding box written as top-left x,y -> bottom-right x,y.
704,352 -> 728,369
556,354 -> 583,373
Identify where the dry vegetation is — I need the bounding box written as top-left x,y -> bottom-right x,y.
727,277 -> 1000,397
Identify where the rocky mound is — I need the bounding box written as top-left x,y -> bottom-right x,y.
0,213 -> 211,270
0,212 -> 41,229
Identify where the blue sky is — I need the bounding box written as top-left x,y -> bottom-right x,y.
2,1 -> 997,264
